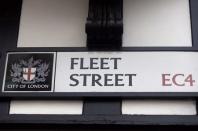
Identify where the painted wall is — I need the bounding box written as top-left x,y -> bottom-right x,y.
123,0 -> 192,47
18,0 -> 192,47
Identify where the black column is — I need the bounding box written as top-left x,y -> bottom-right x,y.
86,0 -> 123,50
0,0 -> 22,50
83,98 -> 121,115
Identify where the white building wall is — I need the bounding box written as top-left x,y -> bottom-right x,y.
123,0 -> 192,47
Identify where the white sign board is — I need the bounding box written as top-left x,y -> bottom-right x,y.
3,52 -> 198,93
55,52 -> 198,92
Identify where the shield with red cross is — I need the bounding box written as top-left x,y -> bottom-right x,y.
23,68 -> 36,81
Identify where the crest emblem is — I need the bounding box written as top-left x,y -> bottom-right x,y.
10,57 -> 50,84
3,53 -> 54,92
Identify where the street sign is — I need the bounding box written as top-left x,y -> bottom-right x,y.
2,52 -> 198,93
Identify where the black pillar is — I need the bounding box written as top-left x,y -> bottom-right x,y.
86,0 -> 123,50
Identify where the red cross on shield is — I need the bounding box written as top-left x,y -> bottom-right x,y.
23,68 -> 36,81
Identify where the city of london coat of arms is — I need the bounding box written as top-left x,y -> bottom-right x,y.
10,57 -> 50,84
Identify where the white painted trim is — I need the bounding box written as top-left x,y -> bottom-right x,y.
122,100 -> 197,115
10,100 -> 83,115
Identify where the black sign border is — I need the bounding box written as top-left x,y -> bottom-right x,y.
2,52 -> 56,93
